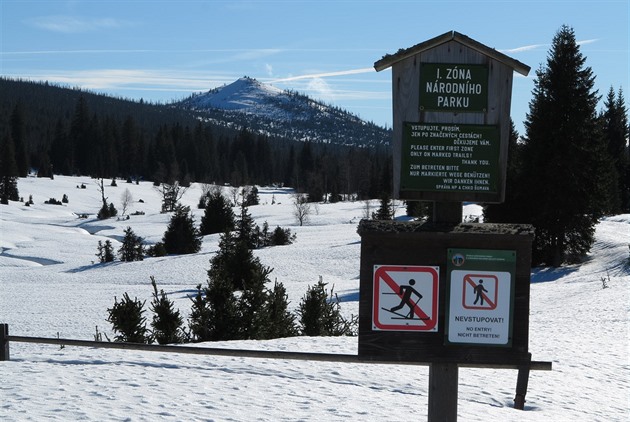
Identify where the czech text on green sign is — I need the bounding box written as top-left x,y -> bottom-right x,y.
419,63 -> 488,112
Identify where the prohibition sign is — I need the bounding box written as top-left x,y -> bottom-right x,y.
372,265 -> 439,331
463,274 -> 498,310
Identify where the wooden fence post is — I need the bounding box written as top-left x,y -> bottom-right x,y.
514,357 -> 531,410
1,324 -> 9,361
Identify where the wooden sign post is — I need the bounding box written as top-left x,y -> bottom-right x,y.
359,31 -> 549,421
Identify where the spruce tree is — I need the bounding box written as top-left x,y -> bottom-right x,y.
118,226 -> 144,262
70,96 -> 91,175
199,189 -> 235,236
483,120 -> 527,223
188,284 -> 212,342
50,118 -> 70,175
520,25 -> 613,266
96,240 -> 115,263
297,279 -> 355,336
149,277 -> 184,344
204,269 -> 241,341
242,185 -> 259,206
601,87 -> 630,213
10,102 -> 29,177
0,135 -> 20,204
201,222 -> 283,340
372,193 -> 393,220
238,264 -> 273,340
162,205 -> 201,255
270,226 -> 296,246
265,281 -> 298,338
107,293 -> 149,343
235,200 -> 258,249
406,201 -> 431,219
0,176 -> 19,205
208,229 -> 261,291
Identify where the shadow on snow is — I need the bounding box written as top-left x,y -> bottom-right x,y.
530,266 -> 579,283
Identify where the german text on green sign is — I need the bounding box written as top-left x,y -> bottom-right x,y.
419,63 -> 488,112
401,123 -> 500,194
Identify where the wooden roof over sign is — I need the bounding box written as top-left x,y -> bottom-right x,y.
374,30 -> 531,76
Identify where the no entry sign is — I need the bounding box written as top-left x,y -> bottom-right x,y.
446,249 -> 516,346
372,265 -> 439,331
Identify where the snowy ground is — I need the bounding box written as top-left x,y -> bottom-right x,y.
1,175 -> 628,421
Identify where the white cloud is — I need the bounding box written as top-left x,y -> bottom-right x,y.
500,44 -> 548,54
9,68 -> 235,93
27,15 -> 130,33
577,38 -> 600,46
305,78 -> 334,101
228,48 -> 284,61
500,38 -> 599,54
270,67 -> 375,83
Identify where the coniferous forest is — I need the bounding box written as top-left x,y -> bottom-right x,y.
0,77 -> 392,203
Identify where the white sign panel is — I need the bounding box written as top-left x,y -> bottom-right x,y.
372,265 -> 439,332
447,269 -> 511,345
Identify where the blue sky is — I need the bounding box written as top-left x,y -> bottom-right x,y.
1,0 -> 628,135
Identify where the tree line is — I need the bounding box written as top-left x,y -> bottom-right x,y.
0,78 -> 392,205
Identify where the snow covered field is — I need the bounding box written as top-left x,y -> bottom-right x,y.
1,175 -> 628,421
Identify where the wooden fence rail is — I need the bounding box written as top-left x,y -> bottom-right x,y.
1,324 -> 551,410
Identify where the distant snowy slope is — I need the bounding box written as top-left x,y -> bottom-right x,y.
176,77 -> 391,146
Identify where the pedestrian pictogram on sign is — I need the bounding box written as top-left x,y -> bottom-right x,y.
372,265 -> 439,331
447,269 -> 512,345
463,274 -> 498,310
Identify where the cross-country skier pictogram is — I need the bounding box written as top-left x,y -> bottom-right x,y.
388,279 -> 423,318
372,265 -> 439,331
473,279 -> 488,305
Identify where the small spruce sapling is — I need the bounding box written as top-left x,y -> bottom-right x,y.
96,240 -> 115,263
297,277 -> 357,336
149,276 -> 185,344
265,281 -> 298,338
162,205 -> 201,255
106,293 -> 149,343
118,226 -> 144,262
188,284 -> 212,342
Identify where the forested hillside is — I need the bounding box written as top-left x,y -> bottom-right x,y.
0,78 -> 391,201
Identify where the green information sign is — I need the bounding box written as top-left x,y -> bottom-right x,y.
445,249 -> 516,347
400,122 -> 500,194
419,63 -> 488,112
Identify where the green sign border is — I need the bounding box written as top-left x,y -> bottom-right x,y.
419,63 -> 488,112
445,248 -> 516,348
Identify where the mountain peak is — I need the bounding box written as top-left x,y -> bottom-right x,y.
176,78 -> 391,147
187,76 -> 283,111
